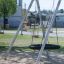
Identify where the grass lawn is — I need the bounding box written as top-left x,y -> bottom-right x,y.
0,34 -> 42,46
0,34 -> 64,53
0,34 -> 64,46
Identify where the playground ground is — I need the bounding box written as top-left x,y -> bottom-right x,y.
0,28 -> 64,64
0,49 -> 64,64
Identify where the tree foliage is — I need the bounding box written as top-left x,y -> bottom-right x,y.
0,0 -> 17,17
0,0 -> 17,29
59,9 -> 64,13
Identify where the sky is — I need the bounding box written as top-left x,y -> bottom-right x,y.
18,0 -> 64,11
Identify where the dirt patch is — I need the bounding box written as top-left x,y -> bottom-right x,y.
0,50 -> 64,64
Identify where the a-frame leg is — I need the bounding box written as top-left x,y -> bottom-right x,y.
4,0 -> 35,59
36,0 -> 62,64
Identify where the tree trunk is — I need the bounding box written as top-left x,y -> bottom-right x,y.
3,16 -> 6,29
3,16 -> 8,29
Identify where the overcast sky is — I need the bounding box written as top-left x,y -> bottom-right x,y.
18,0 -> 64,11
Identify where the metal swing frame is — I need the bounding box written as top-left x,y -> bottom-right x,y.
5,0 -> 42,58
36,0 -> 62,64
4,0 -> 61,64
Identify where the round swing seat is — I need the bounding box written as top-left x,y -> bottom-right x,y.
29,44 -> 60,50
32,35 -> 39,38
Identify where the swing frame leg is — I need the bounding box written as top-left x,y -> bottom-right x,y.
36,0 -> 61,64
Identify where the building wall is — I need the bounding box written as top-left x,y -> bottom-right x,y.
53,15 -> 64,28
8,5 -> 22,28
0,0 -> 22,28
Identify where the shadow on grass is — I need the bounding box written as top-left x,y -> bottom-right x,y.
50,46 -> 64,54
0,45 -> 31,52
0,45 -> 64,53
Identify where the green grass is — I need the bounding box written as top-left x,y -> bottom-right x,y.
0,34 -> 64,47
0,42 -> 7,46
0,34 -> 42,46
0,34 -> 13,39
0,34 -> 64,53
0,34 -> 33,40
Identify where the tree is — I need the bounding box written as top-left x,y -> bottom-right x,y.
48,10 -> 53,14
0,0 -> 16,29
59,9 -> 64,13
42,10 -> 48,14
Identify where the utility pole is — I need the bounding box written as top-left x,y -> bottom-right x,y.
19,0 -> 23,35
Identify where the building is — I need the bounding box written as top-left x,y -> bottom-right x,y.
0,0 -> 64,28
45,13 -> 64,28
0,0 -> 22,28
53,13 -> 64,28
8,5 -> 22,28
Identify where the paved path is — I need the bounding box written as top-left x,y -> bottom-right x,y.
3,30 -> 64,37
